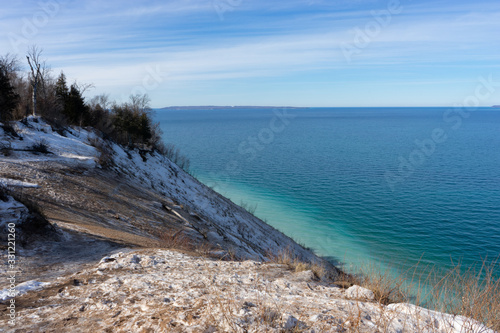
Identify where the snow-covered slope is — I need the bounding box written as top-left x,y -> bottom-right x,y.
0,116 -> 97,166
0,117 -> 327,266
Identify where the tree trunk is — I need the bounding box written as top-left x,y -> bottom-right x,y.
27,56 -> 41,117
32,82 -> 37,116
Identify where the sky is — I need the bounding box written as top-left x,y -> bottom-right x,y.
1,0 -> 499,107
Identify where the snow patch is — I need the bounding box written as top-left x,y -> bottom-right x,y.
0,117 -> 98,166
0,177 -> 39,188
0,280 -> 50,301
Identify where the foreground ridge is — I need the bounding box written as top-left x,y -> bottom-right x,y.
3,249 -> 494,332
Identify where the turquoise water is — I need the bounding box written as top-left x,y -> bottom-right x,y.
155,107 -> 500,275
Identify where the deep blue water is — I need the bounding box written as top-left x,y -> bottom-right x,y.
155,107 -> 500,275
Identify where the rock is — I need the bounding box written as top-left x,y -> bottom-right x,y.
345,285 -> 375,301
283,315 -> 298,330
283,314 -> 306,331
293,270 -> 315,282
130,254 -> 141,264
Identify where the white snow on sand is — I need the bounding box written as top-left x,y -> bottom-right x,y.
0,178 -> 39,188
0,280 -> 50,301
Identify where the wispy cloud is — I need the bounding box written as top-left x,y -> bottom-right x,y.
1,0 -> 499,106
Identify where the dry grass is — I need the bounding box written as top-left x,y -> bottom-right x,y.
155,229 -> 217,258
343,262 -> 412,305
345,258 -> 500,331
420,258 -> 500,331
268,247 -> 336,281
268,248 -> 499,331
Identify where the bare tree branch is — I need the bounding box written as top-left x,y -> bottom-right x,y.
26,46 -> 45,117
73,81 -> 95,95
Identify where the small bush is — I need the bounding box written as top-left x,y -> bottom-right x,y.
0,141 -> 12,156
422,259 -> 500,331
342,263 -> 409,305
1,122 -> 19,138
30,139 -> 50,154
156,229 -> 216,257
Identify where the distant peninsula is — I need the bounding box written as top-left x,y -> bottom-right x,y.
159,105 -> 310,110
492,105 -> 500,108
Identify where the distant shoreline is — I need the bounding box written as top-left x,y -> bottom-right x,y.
158,106 -> 310,110
158,106 -> 499,110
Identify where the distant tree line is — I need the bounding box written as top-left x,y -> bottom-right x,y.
0,47 -> 165,152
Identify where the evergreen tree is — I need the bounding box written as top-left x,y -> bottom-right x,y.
65,84 -> 90,126
0,65 -> 20,122
55,72 -> 69,101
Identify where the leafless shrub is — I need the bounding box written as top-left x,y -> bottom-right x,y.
156,142 -> 191,172
30,139 -> 50,154
89,136 -> 114,168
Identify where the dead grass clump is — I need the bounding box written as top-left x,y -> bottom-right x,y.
268,248 -> 334,281
239,200 -> 257,215
88,136 -> 114,168
156,229 -> 217,258
157,229 -> 194,251
343,263 -> 410,305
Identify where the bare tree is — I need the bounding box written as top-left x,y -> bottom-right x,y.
89,93 -> 111,111
129,93 -> 151,113
72,81 -> 95,95
26,46 -> 45,117
0,54 -> 21,78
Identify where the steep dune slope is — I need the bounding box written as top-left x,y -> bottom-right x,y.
0,117 -> 334,270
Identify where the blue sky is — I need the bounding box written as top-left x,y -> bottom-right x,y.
1,0 -> 499,107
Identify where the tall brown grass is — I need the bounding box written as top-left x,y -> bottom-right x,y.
349,258 -> 500,331
421,258 -> 500,331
